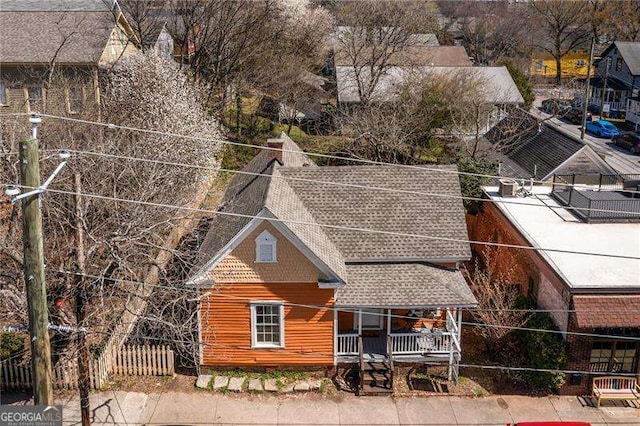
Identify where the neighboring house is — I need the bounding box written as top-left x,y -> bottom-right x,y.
482,111 -> 617,181
0,0 -> 139,116
530,50 -> 593,80
336,64 -> 523,135
472,178 -> 640,395
336,66 -> 522,106
189,133 -> 477,393
588,42 -> 640,122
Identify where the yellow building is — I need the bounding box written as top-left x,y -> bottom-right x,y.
530,51 -> 594,79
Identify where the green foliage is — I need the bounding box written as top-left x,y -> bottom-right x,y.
517,312 -> 567,393
456,155 -> 497,215
500,60 -> 535,109
0,331 -> 25,361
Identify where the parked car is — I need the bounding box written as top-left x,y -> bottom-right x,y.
564,107 -> 592,124
540,98 -> 572,115
585,119 -> 621,138
613,132 -> 640,154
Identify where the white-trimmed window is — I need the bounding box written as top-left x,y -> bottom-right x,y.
250,302 -> 284,348
255,230 -> 277,263
0,81 -> 7,106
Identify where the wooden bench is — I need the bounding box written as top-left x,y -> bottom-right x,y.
592,376 -> 640,408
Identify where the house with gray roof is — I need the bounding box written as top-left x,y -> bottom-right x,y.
588,41 -> 640,124
483,110 -> 616,181
0,0 -> 139,115
189,133 -> 476,394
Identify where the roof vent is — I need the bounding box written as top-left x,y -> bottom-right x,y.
499,179 -> 518,197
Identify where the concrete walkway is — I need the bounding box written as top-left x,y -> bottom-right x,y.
3,391 -> 639,425
31,391 -> 637,425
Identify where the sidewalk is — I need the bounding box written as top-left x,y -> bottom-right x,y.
18,391 -> 637,425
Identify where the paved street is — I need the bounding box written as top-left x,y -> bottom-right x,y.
4,391 -> 639,425
530,100 -> 640,176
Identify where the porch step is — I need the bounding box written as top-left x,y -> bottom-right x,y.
359,362 -> 393,395
362,361 -> 391,372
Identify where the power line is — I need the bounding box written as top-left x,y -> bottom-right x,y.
37,113 -> 640,193
52,269 -> 640,342
54,268 -> 640,314
8,183 -> 639,260
56,148 -> 640,217
83,328 -> 639,378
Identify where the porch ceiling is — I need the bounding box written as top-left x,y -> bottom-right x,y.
336,263 -> 477,308
589,76 -> 631,91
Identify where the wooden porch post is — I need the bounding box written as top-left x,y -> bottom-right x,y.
387,309 -> 391,335
457,309 -> 463,349
333,302 -> 338,366
358,309 -> 362,335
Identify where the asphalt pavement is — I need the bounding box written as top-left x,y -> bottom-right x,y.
530,99 -> 640,176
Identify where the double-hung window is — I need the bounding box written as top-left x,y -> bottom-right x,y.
250,302 -> 284,348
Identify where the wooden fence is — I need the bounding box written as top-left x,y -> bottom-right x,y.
1,345 -> 174,391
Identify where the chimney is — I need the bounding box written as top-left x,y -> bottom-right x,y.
266,138 -> 284,164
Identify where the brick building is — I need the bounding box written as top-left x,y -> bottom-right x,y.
472,177 -> 640,394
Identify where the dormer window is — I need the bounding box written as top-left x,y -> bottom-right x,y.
255,230 -> 277,263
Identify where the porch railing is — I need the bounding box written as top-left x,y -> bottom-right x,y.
390,332 -> 452,354
337,333 -> 358,355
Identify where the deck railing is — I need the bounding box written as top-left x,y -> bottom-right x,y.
337,333 -> 358,355
391,332 -> 452,354
337,332 -> 453,356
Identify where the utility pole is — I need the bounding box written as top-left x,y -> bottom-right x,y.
74,173 -> 91,426
19,116 -> 54,405
581,37 -> 596,140
599,56 -> 612,119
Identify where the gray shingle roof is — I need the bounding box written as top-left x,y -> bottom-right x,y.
0,6 -> 117,64
277,165 -> 471,262
610,41 -> 640,76
194,133 -> 316,271
336,263 -> 477,308
336,66 -> 523,104
193,137 -> 475,307
484,111 -> 609,180
0,0 -> 109,11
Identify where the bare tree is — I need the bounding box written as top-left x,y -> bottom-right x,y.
464,247 -> 533,352
530,0 -> 591,85
168,0 -> 284,113
457,1 -> 530,66
119,0 -> 168,51
0,52 -> 222,366
339,69 -> 488,164
333,1 -> 437,106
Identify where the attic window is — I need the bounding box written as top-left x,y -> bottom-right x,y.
255,230 -> 277,263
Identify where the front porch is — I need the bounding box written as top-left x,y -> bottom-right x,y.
335,308 -> 462,381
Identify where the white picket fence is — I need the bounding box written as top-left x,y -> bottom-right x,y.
1,345 -> 174,390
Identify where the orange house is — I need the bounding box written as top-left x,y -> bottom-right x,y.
189,134 -> 477,393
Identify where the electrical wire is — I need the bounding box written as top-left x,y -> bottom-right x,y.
81,328 -> 639,378
54,148 -> 640,217
51,269 -> 640,342
7,183 -> 639,260
37,113 -> 640,193
53,268 -> 640,315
